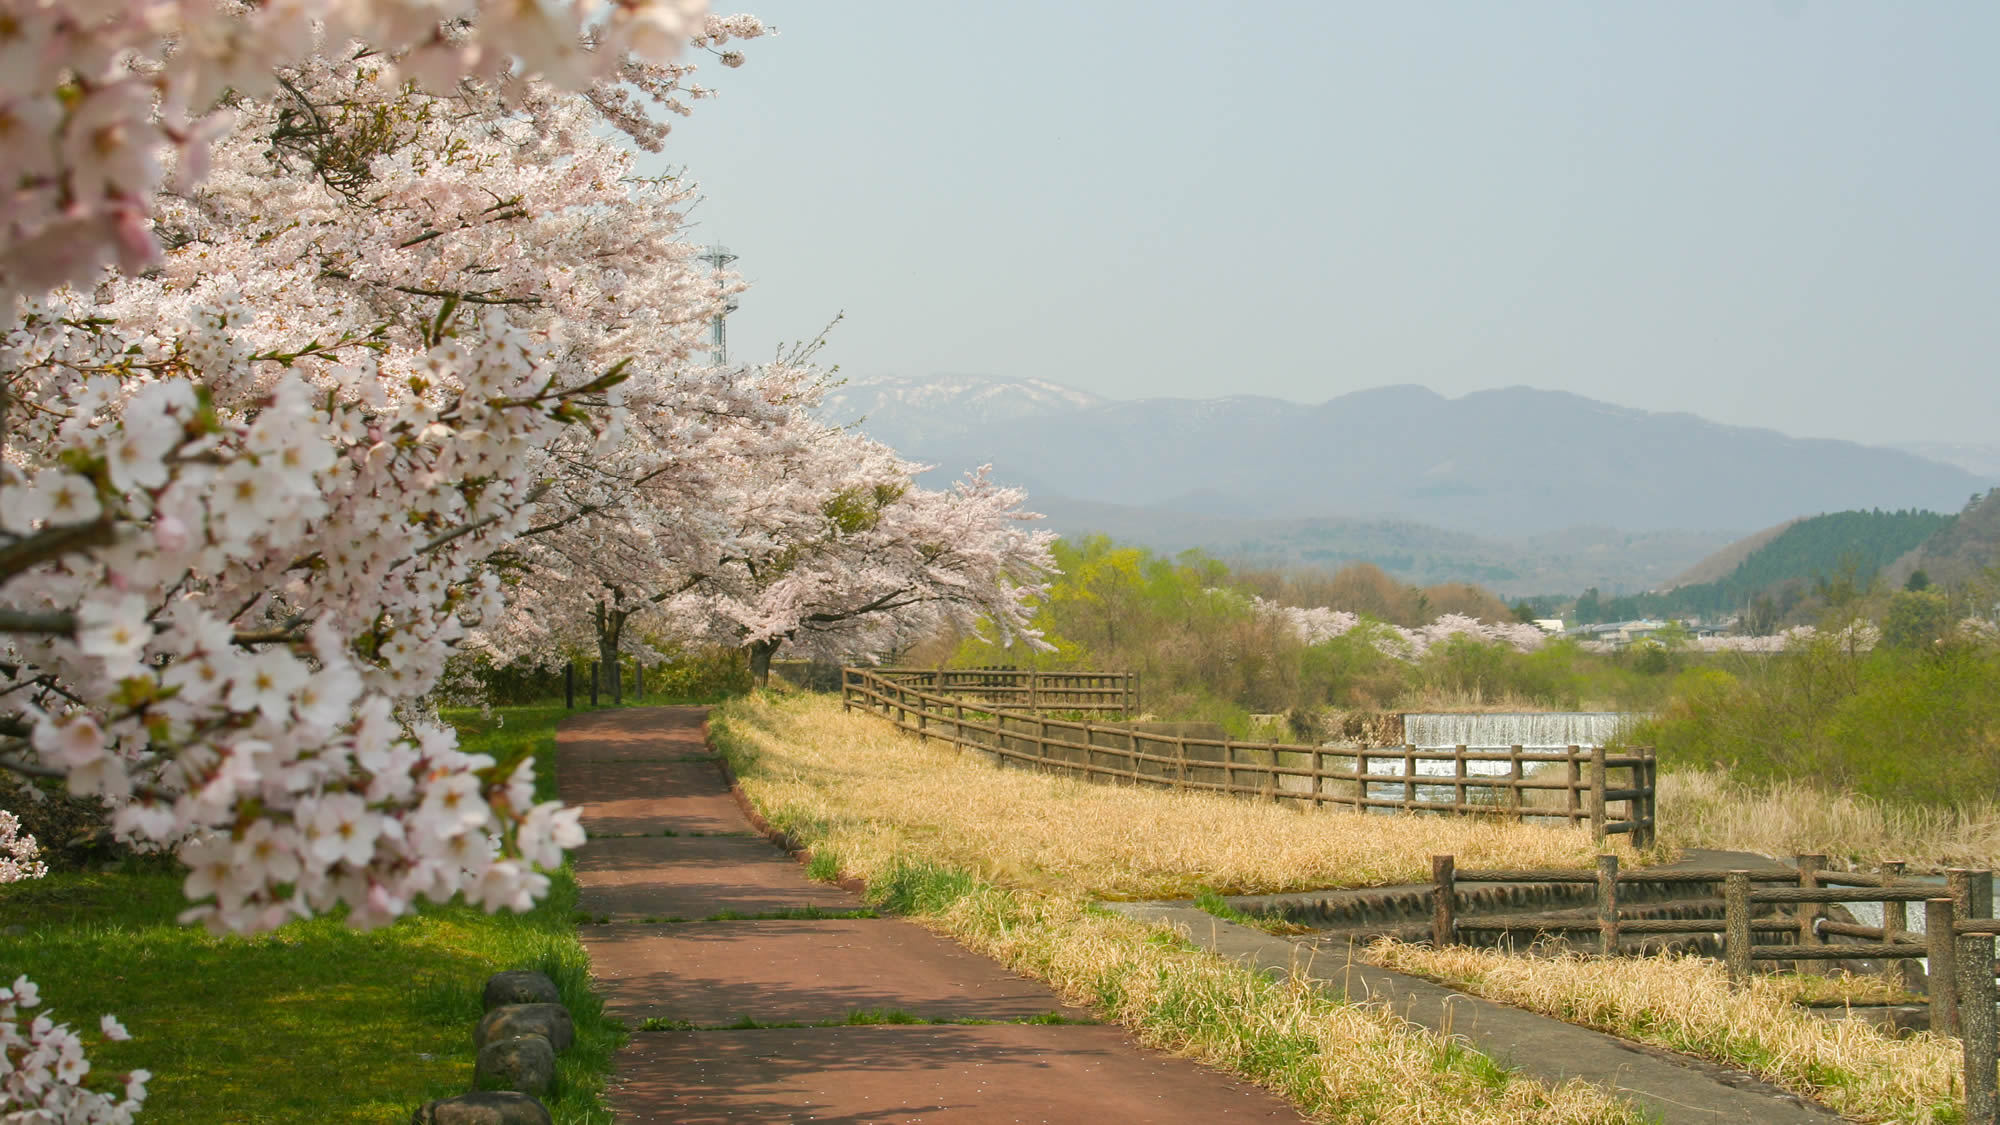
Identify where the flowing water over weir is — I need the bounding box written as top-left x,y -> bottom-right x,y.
1401,712 -> 1635,751
1362,713 -> 1640,812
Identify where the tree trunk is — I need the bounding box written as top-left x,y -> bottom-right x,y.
595,600 -> 626,705
747,638 -> 780,689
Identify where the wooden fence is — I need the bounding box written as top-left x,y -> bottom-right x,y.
871,666 -> 1138,715
1431,854 -> 2000,1120
843,667 -> 1656,844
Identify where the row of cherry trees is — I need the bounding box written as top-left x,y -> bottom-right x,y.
1,4 -> 1051,1116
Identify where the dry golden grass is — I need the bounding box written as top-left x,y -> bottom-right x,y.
1660,767 -> 2000,873
1368,942 -> 1961,1124
714,693 -> 1621,899
712,692 -> 1648,1124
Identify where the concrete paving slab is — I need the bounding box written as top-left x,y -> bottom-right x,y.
1110,902 -> 1840,1124
585,920 -> 1088,1025
608,1025 -> 1308,1123
556,706 -> 712,764
575,836 -> 861,919
564,759 -> 743,836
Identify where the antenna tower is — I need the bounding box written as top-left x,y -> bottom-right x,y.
696,245 -> 740,365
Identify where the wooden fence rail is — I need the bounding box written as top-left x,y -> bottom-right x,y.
872,666 -> 1139,714
844,667 -> 1655,844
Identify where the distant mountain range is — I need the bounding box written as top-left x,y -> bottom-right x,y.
1893,442 -> 2000,481
822,375 -> 1995,595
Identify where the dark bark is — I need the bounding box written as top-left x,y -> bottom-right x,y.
594,598 -> 628,704
747,637 -> 781,688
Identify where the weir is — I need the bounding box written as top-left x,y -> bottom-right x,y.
1363,712 -> 1641,813
1401,712 -> 1636,750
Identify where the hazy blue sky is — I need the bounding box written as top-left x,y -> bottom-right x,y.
647,1 -> 1997,445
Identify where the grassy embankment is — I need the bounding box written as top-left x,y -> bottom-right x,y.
711,690 -> 1648,1124
1657,767 -> 2000,873
1367,944 -> 1962,1125
0,703 -> 617,1124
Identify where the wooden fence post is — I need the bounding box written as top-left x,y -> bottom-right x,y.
1506,745 -> 1524,817
1650,749 -> 1661,845
1796,854 -> 1827,971
1957,870 -> 1996,1123
1453,746 -> 1468,811
1952,868 -> 1986,923
589,661 -> 599,706
1880,861 -> 1914,993
633,662 -> 643,700
1597,853 -> 1621,956
1963,933 -> 1999,1125
1431,855 -> 1456,948
841,668 -> 852,712
1724,870 -> 1751,987
1028,671 -> 1039,713
1929,897 -> 1960,1037
1402,745 -> 1417,811
1589,744 -> 1607,840
564,661 -> 574,710
1566,747 -> 1582,825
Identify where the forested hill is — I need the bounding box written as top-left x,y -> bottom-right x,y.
1576,508 -> 1953,622
1709,510 -> 1952,596
1886,489 -> 2000,589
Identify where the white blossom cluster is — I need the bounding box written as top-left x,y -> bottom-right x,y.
1253,599 -> 1547,661
5,291 -> 591,932
0,975 -> 146,1124
0,809 -> 46,883
1678,627 -> 1819,654
0,0 -> 778,301
1,45 -> 782,934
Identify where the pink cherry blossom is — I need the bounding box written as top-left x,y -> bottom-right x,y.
0,975 -> 147,1120
0,811 -> 47,883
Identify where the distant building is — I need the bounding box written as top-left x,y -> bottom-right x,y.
1532,618 -> 1566,635
1567,619 -> 1670,648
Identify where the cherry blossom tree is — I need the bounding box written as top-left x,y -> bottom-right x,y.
1255,598 -> 1549,660
651,423 -> 1059,686
463,350 -> 830,694
1,19 -> 770,939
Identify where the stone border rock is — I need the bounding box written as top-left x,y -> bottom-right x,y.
409,970 -> 568,1124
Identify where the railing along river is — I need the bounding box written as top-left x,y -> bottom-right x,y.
842,667 -> 1655,844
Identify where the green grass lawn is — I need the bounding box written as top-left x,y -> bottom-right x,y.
0,701 -> 628,1124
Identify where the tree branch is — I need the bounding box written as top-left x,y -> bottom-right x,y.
0,609 -> 74,635
419,480 -> 551,554
0,519 -> 116,582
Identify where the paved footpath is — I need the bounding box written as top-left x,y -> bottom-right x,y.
560,707 -> 1307,1123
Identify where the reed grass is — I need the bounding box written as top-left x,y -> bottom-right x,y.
712,693 -> 1619,901
1660,767 -> 2000,873
1368,942 -> 1962,1124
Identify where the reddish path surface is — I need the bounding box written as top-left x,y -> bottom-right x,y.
560,706 -> 1305,1123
